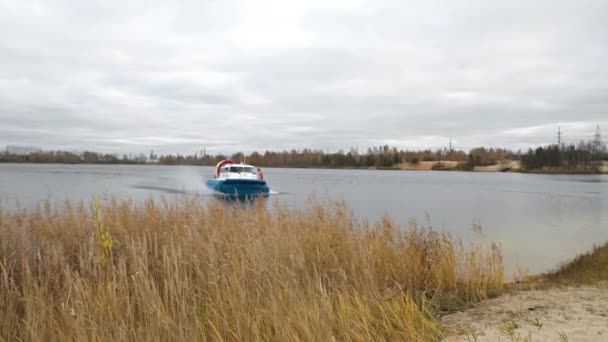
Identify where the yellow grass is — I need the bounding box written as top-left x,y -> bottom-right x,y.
542,242 -> 608,285
0,197 -> 503,341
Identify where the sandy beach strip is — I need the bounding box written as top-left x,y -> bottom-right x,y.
441,283 -> 608,341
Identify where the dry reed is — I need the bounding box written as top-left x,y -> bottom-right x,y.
543,242 -> 608,285
0,197 -> 503,341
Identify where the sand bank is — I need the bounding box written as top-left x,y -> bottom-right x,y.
442,283 -> 608,341
399,161 -> 459,170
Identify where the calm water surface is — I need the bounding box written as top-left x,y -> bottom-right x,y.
1,163 -> 606,275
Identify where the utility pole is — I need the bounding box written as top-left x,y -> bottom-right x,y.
593,125 -> 602,153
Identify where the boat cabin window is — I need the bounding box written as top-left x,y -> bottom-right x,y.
227,166 -> 255,173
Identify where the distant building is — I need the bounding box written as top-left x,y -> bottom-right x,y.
147,149 -> 160,163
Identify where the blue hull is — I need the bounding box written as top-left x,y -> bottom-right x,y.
206,178 -> 270,198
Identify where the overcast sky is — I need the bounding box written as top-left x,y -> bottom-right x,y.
1,0 -> 607,154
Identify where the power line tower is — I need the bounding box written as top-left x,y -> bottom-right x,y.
557,126 -> 562,147
592,125 -> 603,153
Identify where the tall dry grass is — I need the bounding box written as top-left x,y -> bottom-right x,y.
542,242 -> 608,285
0,197 -> 503,341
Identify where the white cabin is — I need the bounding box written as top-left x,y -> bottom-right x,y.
217,163 -> 260,180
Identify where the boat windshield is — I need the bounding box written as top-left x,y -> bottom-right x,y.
228,166 -> 256,173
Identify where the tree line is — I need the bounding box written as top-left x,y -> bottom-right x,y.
0,150 -> 143,164
0,145 -> 514,168
156,145 -> 518,169
521,141 -> 606,172
0,145 -> 518,169
2,141 -> 605,172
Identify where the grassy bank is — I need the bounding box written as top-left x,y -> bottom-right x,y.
0,198 -> 503,341
442,242 -> 608,341
512,241 -> 608,288
541,242 -> 608,285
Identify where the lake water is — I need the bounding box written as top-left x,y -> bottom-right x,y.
1,163 -> 607,276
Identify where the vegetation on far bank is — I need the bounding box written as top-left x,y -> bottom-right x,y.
520,143 -> 605,173
0,198 -> 503,341
0,145 -> 513,168
1,131 -> 606,174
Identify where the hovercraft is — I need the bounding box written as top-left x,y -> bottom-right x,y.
206,159 -> 270,198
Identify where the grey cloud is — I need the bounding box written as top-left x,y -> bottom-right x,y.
1,0 -> 607,154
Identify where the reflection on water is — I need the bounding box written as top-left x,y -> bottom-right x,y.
0,163 -> 606,276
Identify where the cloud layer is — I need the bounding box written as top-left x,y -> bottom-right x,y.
1,0 -> 607,154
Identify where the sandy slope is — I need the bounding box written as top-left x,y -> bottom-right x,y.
399,161 -> 460,170
398,160 -> 524,172
474,160 -> 522,172
441,283 -> 608,341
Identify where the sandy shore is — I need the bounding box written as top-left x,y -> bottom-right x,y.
474,160 -> 521,172
441,283 -> 608,341
399,161 -> 460,170
399,160 -> 522,172
399,160 -> 608,173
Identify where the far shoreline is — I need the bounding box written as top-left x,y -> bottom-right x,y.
2,160 -> 607,175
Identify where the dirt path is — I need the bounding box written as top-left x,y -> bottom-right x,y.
441,283 -> 608,341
